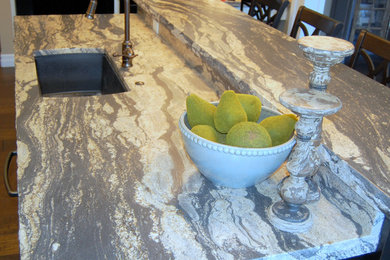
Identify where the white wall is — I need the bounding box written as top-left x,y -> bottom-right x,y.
114,0 -> 120,13
305,0 -> 327,13
285,0 -> 329,38
285,0 -> 305,35
0,0 -> 15,67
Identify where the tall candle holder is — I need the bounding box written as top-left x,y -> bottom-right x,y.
297,36 -> 354,202
268,88 -> 342,233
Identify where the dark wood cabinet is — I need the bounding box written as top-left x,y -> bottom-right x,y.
15,0 -> 137,15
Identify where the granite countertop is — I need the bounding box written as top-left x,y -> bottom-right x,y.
134,0 -> 390,213
13,0 -> 390,259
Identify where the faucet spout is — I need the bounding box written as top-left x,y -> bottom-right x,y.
85,0 -> 98,19
86,0 -> 136,68
122,0 -> 137,67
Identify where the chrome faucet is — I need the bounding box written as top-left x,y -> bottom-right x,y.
85,0 -> 137,67
85,0 -> 98,19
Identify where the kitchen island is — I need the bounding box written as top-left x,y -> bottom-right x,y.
14,0 -> 390,259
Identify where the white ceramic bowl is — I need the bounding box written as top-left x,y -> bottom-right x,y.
179,105 -> 296,188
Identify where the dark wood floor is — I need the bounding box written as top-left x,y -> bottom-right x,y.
0,67 -> 19,259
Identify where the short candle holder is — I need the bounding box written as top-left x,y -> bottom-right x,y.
298,36 -> 354,91
268,88 -> 342,233
297,36 -> 354,202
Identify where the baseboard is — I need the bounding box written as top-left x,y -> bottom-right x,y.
0,54 -> 15,67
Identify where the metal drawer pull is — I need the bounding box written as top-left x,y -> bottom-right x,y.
4,151 -> 18,197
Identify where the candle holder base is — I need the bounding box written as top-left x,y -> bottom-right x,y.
268,201 -> 313,233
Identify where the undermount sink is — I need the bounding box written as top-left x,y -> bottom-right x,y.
34,49 -> 129,97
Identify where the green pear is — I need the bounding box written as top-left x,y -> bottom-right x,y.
237,93 -> 262,122
214,90 -> 247,133
259,114 -> 297,146
226,122 -> 272,148
217,133 -> 227,144
186,94 -> 216,128
191,125 -> 219,143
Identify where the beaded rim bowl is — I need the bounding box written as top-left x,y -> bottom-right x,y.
179,105 -> 296,188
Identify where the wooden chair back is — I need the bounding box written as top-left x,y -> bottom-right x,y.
240,0 -> 252,12
348,30 -> 390,86
290,6 -> 343,38
246,0 -> 290,29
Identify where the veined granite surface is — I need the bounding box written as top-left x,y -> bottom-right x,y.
13,0 -> 389,259
134,0 -> 390,214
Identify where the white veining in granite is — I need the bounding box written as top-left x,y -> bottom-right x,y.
135,0 -> 390,213
34,47 -> 105,56
15,14 -> 219,259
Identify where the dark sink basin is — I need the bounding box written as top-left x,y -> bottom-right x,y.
34,50 -> 129,97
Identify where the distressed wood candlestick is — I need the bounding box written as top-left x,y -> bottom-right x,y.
297,36 -> 354,202
298,36 -> 354,91
268,88 -> 342,233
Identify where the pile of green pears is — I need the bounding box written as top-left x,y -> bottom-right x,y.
186,90 -> 297,148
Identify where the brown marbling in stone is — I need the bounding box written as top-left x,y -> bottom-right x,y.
135,0 -> 390,216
